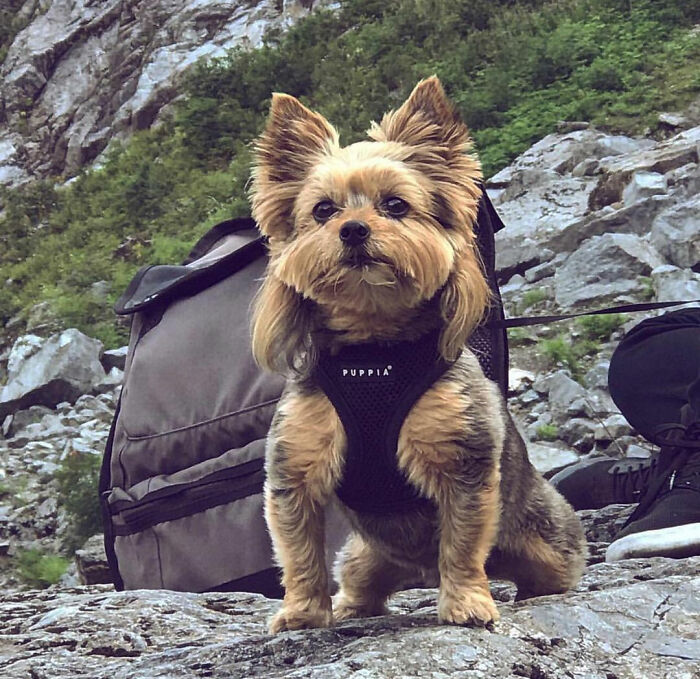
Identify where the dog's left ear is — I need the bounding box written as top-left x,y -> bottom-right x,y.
251,94 -> 339,240
368,76 -> 481,230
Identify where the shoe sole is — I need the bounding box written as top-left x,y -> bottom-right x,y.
606,522 -> 700,562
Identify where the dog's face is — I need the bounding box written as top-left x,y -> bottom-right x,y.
251,77 -> 490,373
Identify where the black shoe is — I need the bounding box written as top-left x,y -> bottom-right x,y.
549,456 -> 656,510
606,412 -> 700,562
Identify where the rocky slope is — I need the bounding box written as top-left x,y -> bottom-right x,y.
0,0 -> 320,187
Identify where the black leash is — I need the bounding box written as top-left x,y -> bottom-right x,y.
488,299 -> 700,329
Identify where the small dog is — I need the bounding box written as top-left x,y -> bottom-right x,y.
250,77 -> 586,633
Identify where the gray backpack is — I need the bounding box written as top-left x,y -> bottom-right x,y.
100,197 -> 509,594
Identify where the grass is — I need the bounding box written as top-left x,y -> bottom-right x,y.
539,334 -> 599,381
16,549 -> 71,588
536,424 -> 559,441
575,313 -> 625,341
0,0 -> 698,346
55,451 -> 103,552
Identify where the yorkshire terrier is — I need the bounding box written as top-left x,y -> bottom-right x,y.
250,77 -> 586,633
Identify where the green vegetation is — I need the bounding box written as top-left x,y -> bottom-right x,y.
539,334 -> 598,381
55,452 -> 103,552
575,313 -> 624,341
16,548 -> 70,588
520,288 -> 550,311
536,423 -> 559,441
0,0 -> 26,64
638,276 -> 656,301
1,0 -> 699,345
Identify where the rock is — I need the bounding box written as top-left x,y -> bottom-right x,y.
546,195 -> 672,255
650,194 -> 700,269
75,535 -> 112,585
508,368 -> 535,395
495,237 -> 548,283
554,233 -> 665,308
583,360 -> 611,390
622,171 -> 667,206
524,259 -> 556,283
589,129 -> 700,210
2,555 -> 697,678
93,367 -> 124,395
651,266 -> 700,303
658,112 -> 691,130
626,444 -> 653,459
24,301 -> 63,336
0,330 -> 105,420
547,371 -> 587,420
593,414 -> 633,441
101,346 -> 128,372
2,405 -> 54,438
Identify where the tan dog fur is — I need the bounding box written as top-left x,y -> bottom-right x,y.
250,77 -> 586,633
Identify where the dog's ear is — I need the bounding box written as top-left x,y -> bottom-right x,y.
368,77 -> 482,230
251,94 -> 339,240
251,272 -> 317,375
370,76 -> 465,150
439,243 -> 491,362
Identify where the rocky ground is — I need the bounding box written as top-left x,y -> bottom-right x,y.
0,554 -> 698,678
0,96 -> 699,675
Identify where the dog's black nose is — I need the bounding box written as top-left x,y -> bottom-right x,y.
339,220 -> 370,246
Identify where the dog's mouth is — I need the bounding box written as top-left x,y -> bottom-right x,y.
341,252 -> 393,269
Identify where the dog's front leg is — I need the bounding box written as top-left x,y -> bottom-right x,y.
265,390 -> 346,633
435,463 -> 501,626
398,376 -> 503,627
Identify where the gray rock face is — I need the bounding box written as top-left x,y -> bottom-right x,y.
0,329 -> 105,419
650,194 -> 700,269
554,233 -> 665,307
0,557 -> 697,678
0,0 -> 322,185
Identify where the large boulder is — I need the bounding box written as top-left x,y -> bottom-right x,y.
650,194 -> 700,269
0,329 -> 105,419
554,233 -> 665,308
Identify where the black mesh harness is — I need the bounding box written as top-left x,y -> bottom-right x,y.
314,327 -> 456,514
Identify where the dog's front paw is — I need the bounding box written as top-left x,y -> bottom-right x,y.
269,600 -> 333,634
438,588 -> 499,627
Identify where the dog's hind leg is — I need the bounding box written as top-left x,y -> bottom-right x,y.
491,475 -> 588,600
334,533 -> 416,620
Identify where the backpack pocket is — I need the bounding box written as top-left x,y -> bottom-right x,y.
105,442 -> 274,592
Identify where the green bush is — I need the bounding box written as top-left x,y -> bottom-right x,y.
55,452 -> 103,552
16,549 -> 71,588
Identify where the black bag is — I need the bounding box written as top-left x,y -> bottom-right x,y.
99,192 -> 508,594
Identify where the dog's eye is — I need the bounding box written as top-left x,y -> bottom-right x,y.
382,197 -> 409,218
312,200 -> 338,223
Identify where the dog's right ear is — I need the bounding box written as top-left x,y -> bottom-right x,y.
251,272 -> 317,376
251,94 -> 339,240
